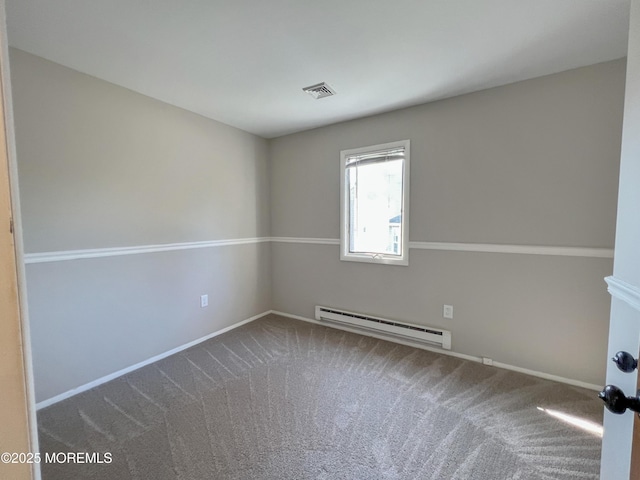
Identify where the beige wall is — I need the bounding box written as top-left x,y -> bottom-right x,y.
26,243 -> 270,401
10,47 -> 626,402
613,3 -> 640,287
11,49 -> 270,252
10,48 -> 272,402
270,59 -> 626,386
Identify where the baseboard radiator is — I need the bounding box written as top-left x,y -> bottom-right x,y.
315,306 -> 451,350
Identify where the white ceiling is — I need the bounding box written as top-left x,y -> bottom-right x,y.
5,0 -> 630,138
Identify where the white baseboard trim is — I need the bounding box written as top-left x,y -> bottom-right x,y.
35,308 -> 601,409
271,310 -> 601,392
35,310 -> 271,410
489,361 -> 600,391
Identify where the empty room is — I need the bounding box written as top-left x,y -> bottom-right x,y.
2,0 -> 640,479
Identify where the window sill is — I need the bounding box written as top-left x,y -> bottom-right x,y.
340,252 -> 408,266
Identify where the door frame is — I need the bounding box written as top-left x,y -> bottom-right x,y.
0,2 -> 41,479
600,0 -> 640,477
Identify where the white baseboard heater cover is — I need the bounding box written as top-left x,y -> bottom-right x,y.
315,306 -> 451,350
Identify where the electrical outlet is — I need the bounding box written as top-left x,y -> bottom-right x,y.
482,357 -> 493,366
200,294 -> 209,308
443,304 -> 453,319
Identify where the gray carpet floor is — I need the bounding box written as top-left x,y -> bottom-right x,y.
37,314 -> 603,479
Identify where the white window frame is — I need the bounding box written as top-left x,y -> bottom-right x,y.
340,139 -> 410,266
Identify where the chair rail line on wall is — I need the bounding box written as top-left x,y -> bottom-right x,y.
24,237 -> 614,264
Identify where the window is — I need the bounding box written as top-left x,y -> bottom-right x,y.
340,140 -> 410,265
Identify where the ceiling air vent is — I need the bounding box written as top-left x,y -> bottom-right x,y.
302,82 -> 336,99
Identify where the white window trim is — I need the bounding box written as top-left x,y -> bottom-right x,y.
340,139 -> 410,266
